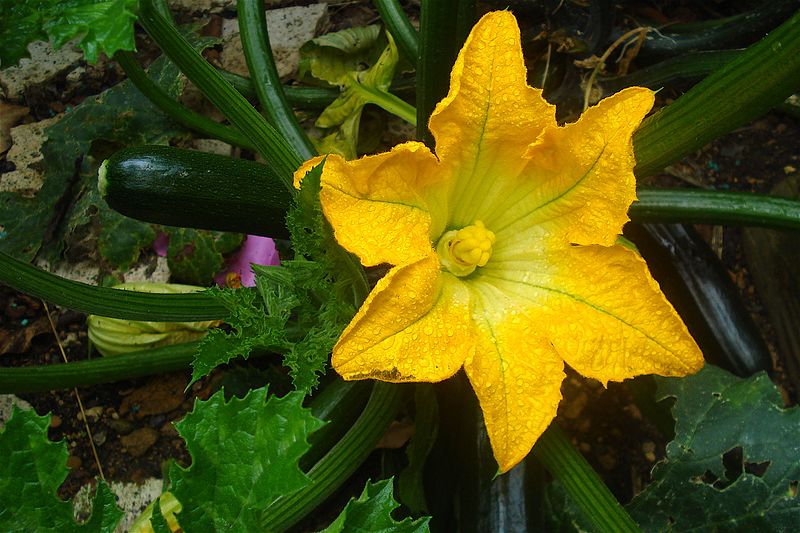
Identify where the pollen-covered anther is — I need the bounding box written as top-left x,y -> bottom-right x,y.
436,220 -> 496,276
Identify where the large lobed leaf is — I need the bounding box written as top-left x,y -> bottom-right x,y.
627,365 -> 800,531
0,407 -> 122,532
321,478 -> 430,533
0,0 -> 138,67
167,387 -> 325,531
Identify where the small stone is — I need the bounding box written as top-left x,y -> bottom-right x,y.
0,102 -> 29,153
120,374 -> 188,418
0,40 -> 82,100
220,4 -> 329,79
77,405 -> 104,421
160,422 -> 179,437
49,415 -> 62,428
193,138 -> 232,157
0,115 -> 61,197
107,418 -> 135,435
642,441 -> 656,462
92,431 -> 107,446
597,452 -> 617,470
120,427 -> 159,458
562,391 -> 588,419
66,455 -> 82,470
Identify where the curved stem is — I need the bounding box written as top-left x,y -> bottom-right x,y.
0,342 -> 201,393
260,382 -> 406,531
114,51 -> 255,150
630,188 -> 800,230
351,83 -> 417,125
534,424 -> 641,533
0,252 -> 226,321
138,0 -> 301,189
374,0 -> 419,65
633,9 -> 800,177
601,49 -> 740,93
238,0 -> 316,159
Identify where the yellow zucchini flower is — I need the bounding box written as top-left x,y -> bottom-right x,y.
295,11 -> 703,472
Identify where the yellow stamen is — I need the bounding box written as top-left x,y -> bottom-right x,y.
436,220 -> 496,276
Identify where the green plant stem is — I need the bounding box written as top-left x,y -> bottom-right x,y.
601,49 -> 740,93
138,0 -> 301,189
0,252 -> 226,321
416,0 -> 475,145
351,83 -> 417,125
534,425 -> 640,533
114,51 -> 255,150
374,0 -> 419,65
0,342 -> 201,393
630,188 -> 800,230
260,382 -> 406,531
217,69 -> 419,110
633,10 -> 800,177
636,0 -> 798,57
238,0 -> 316,159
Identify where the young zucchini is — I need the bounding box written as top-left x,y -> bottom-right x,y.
99,145 -> 292,238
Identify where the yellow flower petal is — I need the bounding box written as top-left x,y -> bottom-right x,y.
319,142 -> 446,266
332,253 -> 475,382
463,284 -> 564,472
489,87 -> 654,250
481,244 -> 703,384
429,11 -> 556,229
292,155 -> 326,189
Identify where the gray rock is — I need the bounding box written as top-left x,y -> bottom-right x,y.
0,41 -> 83,101
220,3 -> 329,80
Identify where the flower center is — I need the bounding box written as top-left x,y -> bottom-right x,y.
436,220 -> 496,277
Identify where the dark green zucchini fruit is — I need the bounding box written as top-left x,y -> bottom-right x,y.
99,145 -> 292,238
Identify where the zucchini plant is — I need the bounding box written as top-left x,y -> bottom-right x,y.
1,0 -> 800,531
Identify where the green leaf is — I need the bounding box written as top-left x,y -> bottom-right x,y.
190,284 -> 292,386
45,0 -> 138,63
164,227 -> 242,285
300,25 -> 383,85
0,407 -> 122,531
0,0 -> 50,67
190,260 -> 352,393
168,387 -> 325,531
320,478 -> 430,533
190,160 -> 357,391
316,33 -> 399,128
627,365 -> 800,531
0,0 -> 137,67
301,25 -> 402,159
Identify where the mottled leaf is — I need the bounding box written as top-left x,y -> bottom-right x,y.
628,365 -> 800,532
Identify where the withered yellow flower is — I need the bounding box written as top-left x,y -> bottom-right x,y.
296,11 -> 703,472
